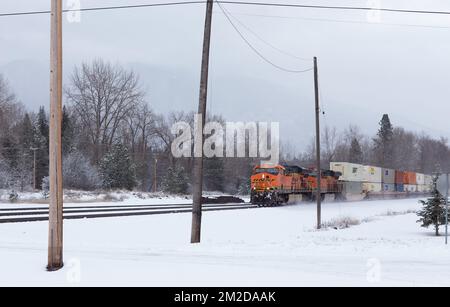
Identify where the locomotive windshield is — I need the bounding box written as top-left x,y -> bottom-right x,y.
254,168 -> 279,175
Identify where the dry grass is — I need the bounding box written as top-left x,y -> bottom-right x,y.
321,216 -> 361,230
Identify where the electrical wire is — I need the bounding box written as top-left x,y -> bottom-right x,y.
215,10 -> 311,61
0,1 -> 206,17
226,11 -> 450,30
216,1 -> 313,73
220,1 -> 450,16
3,1 -> 450,18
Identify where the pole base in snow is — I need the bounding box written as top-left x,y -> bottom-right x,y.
47,263 -> 64,272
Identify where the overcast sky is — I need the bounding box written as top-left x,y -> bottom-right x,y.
1,0 -> 450,151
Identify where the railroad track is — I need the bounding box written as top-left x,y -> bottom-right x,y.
0,203 -> 258,224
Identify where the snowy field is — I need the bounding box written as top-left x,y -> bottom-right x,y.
1,198 -> 449,287
0,189 -> 194,205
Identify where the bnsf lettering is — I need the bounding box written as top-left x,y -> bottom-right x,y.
252,178 -> 275,182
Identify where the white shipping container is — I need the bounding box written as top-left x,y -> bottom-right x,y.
416,173 -> 425,185
405,184 -> 418,192
363,165 -> 382,183
362,182 -> 382,193
330,162 -> 365,182
424,175 -> 433,186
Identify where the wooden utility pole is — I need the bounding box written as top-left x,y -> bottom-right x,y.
191,0 -> 213,244
153,158 -> 158,193
48,0 -> 64,271
314,57 -> 322,230
445,173 -> 449,245
31,148 -> 38,190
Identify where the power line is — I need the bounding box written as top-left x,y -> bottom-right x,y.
0,1 -> 206,17
220,1 -> 450,16
216,1 -> 313,73
226,11 -> 450,30
215,10 -> 311,61
3,1 -> 450,18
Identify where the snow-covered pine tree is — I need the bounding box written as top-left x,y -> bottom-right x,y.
41,176 -> 50,199
162,164 -> 189,195
417,174 -> 450,236
99,144 -> 137,191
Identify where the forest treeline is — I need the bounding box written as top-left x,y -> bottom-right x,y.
0,60 -> 449,195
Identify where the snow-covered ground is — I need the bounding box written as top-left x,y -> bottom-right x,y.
0,189 -> 194,205
1,198 -> 449,287
0,190 -> 248,208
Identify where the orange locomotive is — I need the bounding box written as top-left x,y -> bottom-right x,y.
250,164 -> 342,206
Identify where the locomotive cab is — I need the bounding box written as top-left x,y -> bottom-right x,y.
251,165 -> 289,206
251,165 -> 284,192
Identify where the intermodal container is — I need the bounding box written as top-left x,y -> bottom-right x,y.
423,184 -> 432,193
403,172 -> 417,185
362,182 -> 382,193
342,181 -> 363,195
363,165 -> 382,183
405,184 -> 418,192
330,162 -> 365,182
383,183 -> 395,192
416,173 -> 425,185
417,185 -> 427,193
395,184 -> 405,192
395,171 -> 405,184
382,168 -> 395,184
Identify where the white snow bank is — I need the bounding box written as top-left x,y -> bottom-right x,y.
1,198 -> 449,287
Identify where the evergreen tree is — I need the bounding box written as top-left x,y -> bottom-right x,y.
162,164 -> 189,194
204,157 -> 225,192
417,174 -> 450,236
19,113 -> 34,151
62,106 -> 74,155
2,135 -> 18,171
99,144 -> 137,190
1,135 -> 19,188
373,114 -> 394,167
36,107 -> 49,148
349,138 -> 363,164
34,107 -> 49,189
16,113 -> 34,191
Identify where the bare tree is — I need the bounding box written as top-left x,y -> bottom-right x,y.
321,126 -> 341,166
65,60 -> 144,163
0,74 -> 23,134
121,102 -> 157,191
391,127 -> 418,171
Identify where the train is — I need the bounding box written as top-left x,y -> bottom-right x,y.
250,162 -> 432,206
